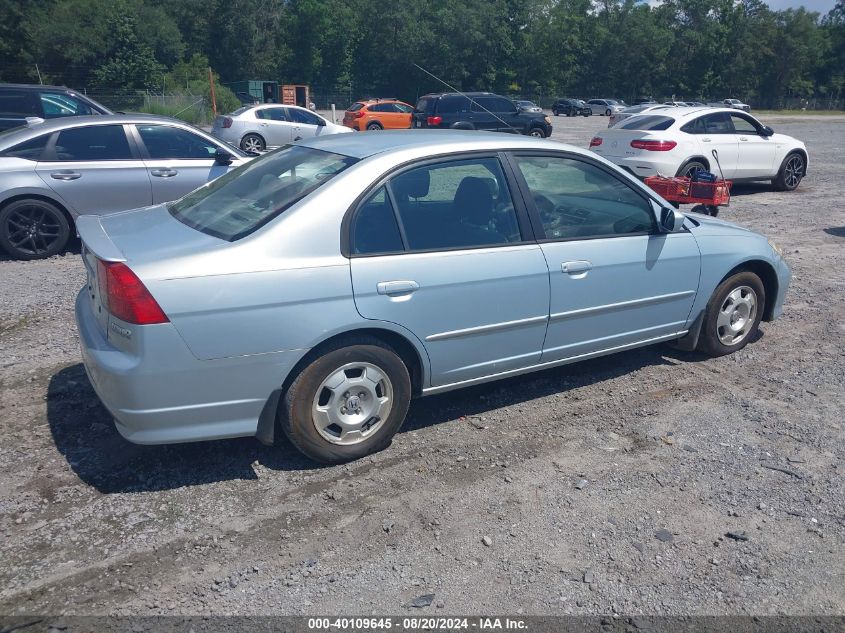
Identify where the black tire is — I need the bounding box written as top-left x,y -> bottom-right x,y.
697,271 -> 765,357
280,336 -> 412,464
528,127 -> 546,138
0,198 -> 70,260
566,110 -> 573,117
772,152 -> 805,191
583,111 -> 590,117
240,133 -> 265,152
553,109 -> 560,116
677,159 -> 708,179
605,108 -> 611,116
366,121 -> 383,131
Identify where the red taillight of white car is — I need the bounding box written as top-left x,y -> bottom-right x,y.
96,260 -> 169,325
630,139 -> 677,151
589,137 -> 603,148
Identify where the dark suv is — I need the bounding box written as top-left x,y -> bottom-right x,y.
551,98 -> 592,117
412,92 -> 552,137
0,83 -> 112,132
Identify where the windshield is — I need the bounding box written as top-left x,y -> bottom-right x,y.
169,145 -> 358,241
347,102 -> 364,112
619,115 -> 676,131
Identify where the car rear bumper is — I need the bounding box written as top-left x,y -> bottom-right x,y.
591,153 -> 678,178
75,288 -> 303,445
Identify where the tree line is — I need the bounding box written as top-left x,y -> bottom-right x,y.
1,0 -> 843,109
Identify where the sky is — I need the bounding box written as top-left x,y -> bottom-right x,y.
764,0 -> 836,11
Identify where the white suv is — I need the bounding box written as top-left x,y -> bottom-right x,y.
588,107 -> 807,190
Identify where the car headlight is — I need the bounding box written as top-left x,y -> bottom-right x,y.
544,116 -> 550,123
768,238 -> 783,257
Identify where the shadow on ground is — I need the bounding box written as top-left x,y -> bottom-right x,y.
48,344 -> 711,495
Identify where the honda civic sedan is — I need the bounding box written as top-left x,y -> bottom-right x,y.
75,131 -> 791,464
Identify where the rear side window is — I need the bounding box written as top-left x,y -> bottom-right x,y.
436,96 -> 470,113
256,107 -> 287,121
169,145 -> 357,241
472,96 -> 515,113
347,103 -> 365,112
1,134 -> 49,160
620,115 -> 675,131
352,186 -> 404,255
53,125 -> 132,161
394,103 -> 413,113
370,103 -> 393,113
415,98 -> 433,113
703,112 -> 734,134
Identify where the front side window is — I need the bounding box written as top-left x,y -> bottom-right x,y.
0,89 -> 37,117
1,134 -> 50,160
703,112 -> 734,134
387,157 -> 520,251
53,125 -> 132,161
394,103 -> 413,113
287,108 -> 321,125
169,145 -> 357,241
472,97 -> 515,113
39,93 -> 93,118
513,155 -> 654,240
137,125 -> 218,160
436,96 -> 469,113
351,186 -> 404,255
730,114 -> 758,134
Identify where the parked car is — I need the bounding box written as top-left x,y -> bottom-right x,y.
710,99 -> 751,112
412,92 -> 552,137
608,103 -> 674,127
75,130 -> 790,464
0,115 -> 249,259
588,107 -> 807,190
212,104 -> 351,152
552,98 -> 592,117
342,99 -> 414,131
588,99 -> 626,116
514,100 -> 543,113
0,83 -> 112,132
663,101 -> 688,107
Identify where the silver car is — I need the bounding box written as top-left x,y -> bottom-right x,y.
0,115 -> 249,260
212,104 -> 351,153
608,104 -> 674,127
75,131 -> 790,464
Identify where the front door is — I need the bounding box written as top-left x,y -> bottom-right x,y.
349,155 -> 549,387
729,112 -> 777,179
509,153 -> 700,362
36,123 -> 152,215
285,107 -> 327,140
133,123 -> 235,204
694,112 -> 739,179
255,106 -> 292,146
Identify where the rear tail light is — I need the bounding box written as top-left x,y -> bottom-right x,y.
221,116 -> 233,129
589,137 -> 603,148
354,111 -> 365,119
630,139 -> 677,151
97,260 -> 169,325
426,115 -> 443,126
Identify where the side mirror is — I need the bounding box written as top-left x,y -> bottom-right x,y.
316,118 -> 326,127
760,125 -> 774,137
660,206 -> 686,233
214,148 -> 234,165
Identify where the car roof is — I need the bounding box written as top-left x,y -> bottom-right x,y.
297,129 -> 582,160
0,82 -> 76,91
0,114 -> 212,147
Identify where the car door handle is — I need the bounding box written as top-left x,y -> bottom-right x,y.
377,280 -> 419,296
150,169 -> 178,178
701,137 -> 712,142
50,171 -> 81,181
562,261 -> 592,275
739,136 -> 749,141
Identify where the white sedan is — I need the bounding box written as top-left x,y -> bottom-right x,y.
589,107 -> 808,190
212,104 -> 351,152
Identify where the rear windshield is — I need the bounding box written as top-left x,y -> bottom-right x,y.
620,115 -> 675,131
415,97 -> 432,113
168,146 -> 358,241
231,106 -> 250,116
347,102 -> 364,112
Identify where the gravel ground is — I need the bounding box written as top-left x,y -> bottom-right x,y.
0,114 -> 843,617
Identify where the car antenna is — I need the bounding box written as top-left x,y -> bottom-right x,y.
413,63 -> 515,131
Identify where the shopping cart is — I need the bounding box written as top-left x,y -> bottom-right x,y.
643,175 -> 731,217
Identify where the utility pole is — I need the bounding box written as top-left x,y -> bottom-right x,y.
208,67 -> 217,117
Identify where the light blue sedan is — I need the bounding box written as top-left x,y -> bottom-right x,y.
75,131 -> 790,463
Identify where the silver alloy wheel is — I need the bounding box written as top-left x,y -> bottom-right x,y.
311,362 -> 393,445
784,155 -> 803,189
529,128 -> 544,137
241,135 -> 263,152
716,285 -> 758,346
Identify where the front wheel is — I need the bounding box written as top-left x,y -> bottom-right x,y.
697,272 -> 765,357
605,108 -> 611,116
553,109 -> 560,116
281,337 -> 412,463
528,127 -> 546,138
240,133 -> 265,152
0,198 -> 71,260
773,152 -> 804,191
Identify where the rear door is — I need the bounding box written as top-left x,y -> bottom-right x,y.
133,123 -> 236,204
729,112 -> 777,179
349,154 -> 550,387
35,123 -> 152,215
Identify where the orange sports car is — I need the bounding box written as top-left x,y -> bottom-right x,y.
342,99 -> 414,131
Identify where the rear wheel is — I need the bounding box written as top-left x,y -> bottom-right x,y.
553,109 -> 560,116
677,159 -> 708,179
280,337 -> 411,463
240,133 -> 265,152
366,121 -> 383,131
773,152 -> 804,191
0,198 -> 70,260
698,272 -> 765,357
605,108 -> 612,116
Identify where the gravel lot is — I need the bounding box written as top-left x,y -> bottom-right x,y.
0,114 -> 843,617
